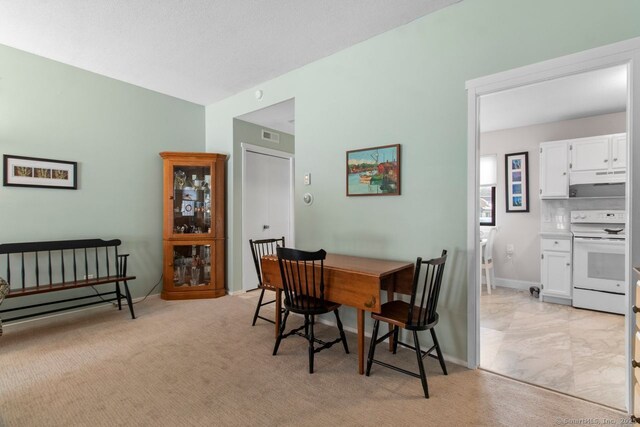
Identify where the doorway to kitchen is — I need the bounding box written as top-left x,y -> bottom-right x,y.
471,58 -> 632,411
235,98 -> 295,292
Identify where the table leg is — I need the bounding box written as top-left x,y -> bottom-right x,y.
357,308 -> 365,375
275,289 -> 282,339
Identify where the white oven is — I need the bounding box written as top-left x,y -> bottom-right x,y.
571,210 -> 626,314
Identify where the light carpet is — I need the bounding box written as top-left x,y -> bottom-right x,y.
0,293 -> 625,426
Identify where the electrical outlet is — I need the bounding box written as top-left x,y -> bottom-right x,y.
304,173 -> 311,185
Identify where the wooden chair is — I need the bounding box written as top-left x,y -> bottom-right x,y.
273,247 -> 349,373
249,237 -> 285,326
482,228 -> 497,294
365,250 -> 448,398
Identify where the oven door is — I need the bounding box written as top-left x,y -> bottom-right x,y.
573,237 -> 625,294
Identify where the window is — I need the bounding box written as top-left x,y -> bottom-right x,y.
480,185 -> 496,226
480,155 -> 497,226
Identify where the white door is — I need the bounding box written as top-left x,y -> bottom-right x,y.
243,150 -> 292,291
541,250 -> 571,298
611,133 -> 627,170
570,136 -> 610,172
540,141 -> 569,198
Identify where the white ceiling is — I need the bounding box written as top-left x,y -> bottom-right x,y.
237,98 -> 295,135
480,65 -> 627,132
0,0 -> 460,106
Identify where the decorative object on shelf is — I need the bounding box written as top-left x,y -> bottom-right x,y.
505,151 -> 529,213
346,144 -> 400,196
160,152 -> 226,300
3,154 -> 77,189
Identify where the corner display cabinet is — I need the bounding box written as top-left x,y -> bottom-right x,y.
160,152 -> 226,300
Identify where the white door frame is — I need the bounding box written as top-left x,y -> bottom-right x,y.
466,37 -> 640,413
241,142 -> 295,291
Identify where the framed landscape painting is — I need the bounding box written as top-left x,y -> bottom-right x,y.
346,144 -> 400,196
505,151 -> 529,212
3,155 -> 77,189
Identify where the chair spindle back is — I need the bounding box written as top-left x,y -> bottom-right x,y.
249,237 -> 285,288
407,250 -> 448,328
276,247 -> 326,311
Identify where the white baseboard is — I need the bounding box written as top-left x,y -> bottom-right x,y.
227,289 -> 247,296
493,277 -> 538,291
314,316 -> 467,367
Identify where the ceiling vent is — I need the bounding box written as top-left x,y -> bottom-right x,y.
262,129 -> 280,143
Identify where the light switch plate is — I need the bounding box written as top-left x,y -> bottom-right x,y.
304,173 -> 311,185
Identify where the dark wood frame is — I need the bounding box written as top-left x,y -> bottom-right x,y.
346,144 -> 401,197
3,154 -> 77,189
479,185 -> 496,226
505,151 -> 529,213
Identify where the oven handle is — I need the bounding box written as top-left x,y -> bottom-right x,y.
573,237 -> 625,244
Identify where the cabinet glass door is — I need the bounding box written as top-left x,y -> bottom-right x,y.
172,164 -> 212,236
172,244 -> 212,288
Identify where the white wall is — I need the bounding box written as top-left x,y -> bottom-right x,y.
480,112 -> 626,284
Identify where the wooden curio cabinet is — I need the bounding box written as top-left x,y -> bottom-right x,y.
160,152 -> 226,300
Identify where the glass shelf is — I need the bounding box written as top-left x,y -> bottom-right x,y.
172,165 -> 212,235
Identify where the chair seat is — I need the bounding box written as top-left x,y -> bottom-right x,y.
371,300 -> 438,330
285,295 -> 341,315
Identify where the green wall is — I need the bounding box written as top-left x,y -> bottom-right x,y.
205,0 -> 640,361
0,44 -> 205,311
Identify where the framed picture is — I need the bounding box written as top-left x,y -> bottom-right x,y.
3,155 -> 77,189
346,144 -> 400,196
505,151 -> 529,212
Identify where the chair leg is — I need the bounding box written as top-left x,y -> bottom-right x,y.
366,319 -> 380,376
251,288 -> 267,326
334,309 -> 349,354
115,282 -> 122,311
304,314 -> 309,337
273,310 -> 289,356
308,315 -> 315,374
485,266 -> 492,295
392,326 -> 399,354
413,331 -> 429,398
430,329 -> 448,375
123,281 -> 136,319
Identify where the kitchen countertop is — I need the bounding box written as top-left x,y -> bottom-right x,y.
540,230 -> 572,239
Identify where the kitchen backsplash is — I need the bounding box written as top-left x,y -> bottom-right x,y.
541,198 -> 626,231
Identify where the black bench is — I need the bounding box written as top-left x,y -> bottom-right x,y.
0,239 -> 136,323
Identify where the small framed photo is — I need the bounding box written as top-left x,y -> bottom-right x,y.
505,152 -> 529,213
3,155 -> 77,189
346,144 -> 400,196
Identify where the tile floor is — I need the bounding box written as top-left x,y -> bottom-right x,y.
480,287 -> 626,409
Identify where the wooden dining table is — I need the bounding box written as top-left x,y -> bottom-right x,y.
260,253 -> 415,374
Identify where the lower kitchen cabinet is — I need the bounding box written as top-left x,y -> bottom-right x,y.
540,237 -> 572,301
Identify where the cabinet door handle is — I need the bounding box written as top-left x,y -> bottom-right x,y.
604,159 -> 608,163
613,158 -> 618,161
263,225 -> 270,230
566,263 -> 570,266
562,172 -> 567,176
169,196 -> 174,200
633,360 -> 640,368
633,305 -> 639,313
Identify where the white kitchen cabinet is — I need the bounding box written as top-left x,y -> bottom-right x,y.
540,238 -> 572,301
611,133 -> 627,170
569,136 -> 610,172
539,140 -> 569,199
568,133 -> 627,184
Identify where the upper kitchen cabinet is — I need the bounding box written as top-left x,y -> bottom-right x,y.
611,133 -> 627,170
569,133 -> 626,184
540,140 -> 569,199
569,136 -> 610,172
